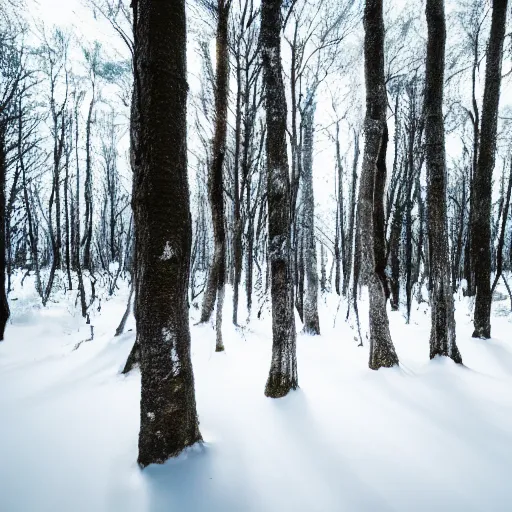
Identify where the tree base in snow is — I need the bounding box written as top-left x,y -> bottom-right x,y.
264,373 -> 298,398
369,343 -> 399,370
472,325 -> 490,340
302,316 -> 320,336
138,370 -> 203,469
138,433 -> 203,469
430,350 -> 463,364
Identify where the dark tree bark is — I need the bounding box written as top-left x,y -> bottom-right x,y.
18,105 -> 42,300
74,94 -> 87,319
320,243 -> 327,292
451,174 -> 467,292
232,42 -> 243,326
199,0 -> 231,353
424,0 -> 462,363
403,93 -> 416,324
334,121 -> 343,296
359,0 -> 399,370
44,69 -> 68,305
64,115 -> 73,291
0,125 -> 9,340
465,19 -> 483,298
471,0 -> 508,339
296,228 -> 304,322
261,0 -> 298,397
82,88 -> 95,271
301,101 -> 320,334
388,198 -> 403,311
133,0 -> 202,467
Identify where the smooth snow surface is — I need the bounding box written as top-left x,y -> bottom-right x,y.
1,277 -> 512,512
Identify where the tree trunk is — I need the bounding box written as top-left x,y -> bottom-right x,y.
301,101 -> 320,334
199,1 -> 231,355
334,122 -> 342,296
471,0 -> 508,339
0,126 -> 9,340
320,243 -> 327,293
388,200 -> 402,311
261,0 -> 298,397
74,97 -> 87,319
343,129 -> 359,297
116,284 -> 134,337
425,0 -> 462,363
83,88 -> 94,271
64,118 -> 72,290
452,176 -> 466,291
360,0 -> 399,370
466,30 -> 481,298
133,0 -> 202,467
491,160 -> 512,294
232,49 -> 242,326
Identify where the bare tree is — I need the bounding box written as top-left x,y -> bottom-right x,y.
301,99 -> 319,334
359,0 -> 399,370
133,0 -> 202,467
261,0 -> 298,397
471,0 -> 508,339
424,0 -> 462,363
0,20 -> 28,339
199,0 -> 231,354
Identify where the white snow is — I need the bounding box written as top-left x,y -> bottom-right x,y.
1,276 -> 512,511
159,241 -> 175,261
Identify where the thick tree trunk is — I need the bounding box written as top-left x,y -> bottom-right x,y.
133,0 -> 202,467
301,101 -> 320,334
472,0 -> 508,339
425,0 -> 462,363
261,0 -> 298,397
360,0 -> 399,370
199,1 -> 230,354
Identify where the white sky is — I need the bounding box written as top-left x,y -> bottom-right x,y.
22,0 -> 512,239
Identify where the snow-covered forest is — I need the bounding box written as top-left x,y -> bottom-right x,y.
1,0 -> 512,510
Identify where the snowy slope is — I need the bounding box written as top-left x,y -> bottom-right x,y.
1,279 -> 512,512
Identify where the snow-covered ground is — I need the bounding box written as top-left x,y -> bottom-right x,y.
1,276 -> 512,512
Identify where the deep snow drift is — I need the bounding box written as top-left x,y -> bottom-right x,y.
1,274 -> 512,512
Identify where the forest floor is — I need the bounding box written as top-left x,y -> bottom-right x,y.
1,273 -> 512,512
